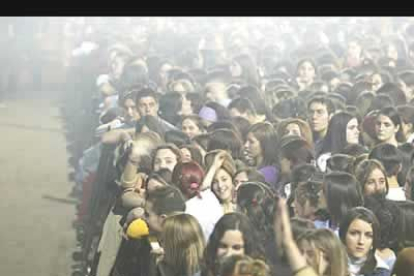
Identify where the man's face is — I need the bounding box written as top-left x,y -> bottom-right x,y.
205,81 -> 228,102
123,99 -> 140,123
138,96 -> 158,117
308,102 -> 330,135
144,200 -> 164,234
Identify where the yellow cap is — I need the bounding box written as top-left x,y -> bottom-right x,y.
126,218 -> 149,239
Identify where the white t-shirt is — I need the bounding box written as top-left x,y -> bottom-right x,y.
186,189 -> 224,242
386,187 -> 406,201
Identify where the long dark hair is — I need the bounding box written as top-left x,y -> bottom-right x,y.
201,213 -> 264,276
321,112 -> 357,155
247,122 -> 279,167
339,207 -> 380,275
324,172 -> 364,227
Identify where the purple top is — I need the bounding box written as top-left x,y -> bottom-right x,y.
259,165 -> 279,190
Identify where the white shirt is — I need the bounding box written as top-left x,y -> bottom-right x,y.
186,189 -> 223,242
386,187 -> 406,201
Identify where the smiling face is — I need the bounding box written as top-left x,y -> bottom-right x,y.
182,118 -> 202,139
212,168 -> 233,203
345,219 -> 374,260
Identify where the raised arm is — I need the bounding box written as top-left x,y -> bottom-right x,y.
200,150 -> 226,191
101,128 -> 135,145
274,198 -> 319,276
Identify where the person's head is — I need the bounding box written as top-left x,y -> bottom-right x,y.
323,172 -> 363,226
397,104 -> 414,138
326,154 -> 356,174
339,207 -> 380,274
164,130 -> 191,148
228,97 -> 258,124
339,144 -> 369,157
119,60 -> 150,91
355,159 -> 388,197
119,90 -> 140,123
153,144 -> 182,173
244,122 -> 278,167
272,97 -> 307,120
236,85 -> 268,117
180,144 -> 203,166
364,194 -> 402,251
377,83 -> 407,106
145,169 -> 172,194
307,96 -> 335,138
236,182 -> 278,241
231,116 -> 252,141
234,168 -> 265,188
110,52 -> 130,80
276,118 -> 314,146
192,133 -> 210,158
135,115 -> 165,137
297,58 -> 317,85
135,87 -> 159,117
205,150 -> 236,204
279,136 -> 314,179
397,201 -> 414,247
290,218 -> 316,241
321,112 -> 360,155
231,54 -> 260,87
404,166 -> 414,201
369,143 -> 403,178
391,247 -> 414,276
181,115 -> 206,139
207,129 -> 243,160
145,185 -> 186,234
297,229 -> 349,276
158,91 -> 183,125
161,213 -> 205,276
203,213 -> 263,276
172,161 -> 205,200
375,106 -> 405,145
218,255 -> 270,276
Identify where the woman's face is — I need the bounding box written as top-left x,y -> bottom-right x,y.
291,196 -> 315,220
346,118 -> 360,144
364,168 -> 387,196
153,149 -> 178,172
284,123 -> 302,137
180,96 -> 193,116
345,219 -> 374,260
180,148 -> 192,163
234,171 -> 248,188
212,168 -> 234,203
217,230 -> 245,259
182,118 -> 202,139
244,132 -> 263,164
375,114 -> 399,143
300,241 -> 329,276
297,61 -> 316,83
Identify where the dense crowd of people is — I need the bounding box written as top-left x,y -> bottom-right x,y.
64,17 -> 414,276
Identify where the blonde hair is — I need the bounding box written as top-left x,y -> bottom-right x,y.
297,229 -> 348,276
161,213 -> 205,276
